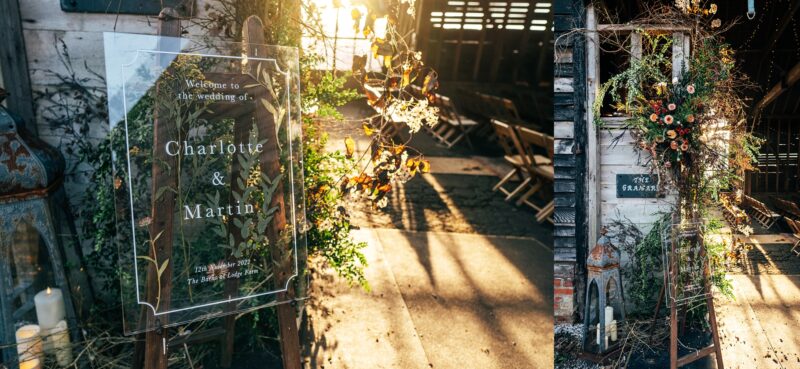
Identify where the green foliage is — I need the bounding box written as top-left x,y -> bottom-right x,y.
301,69 -> 369,289
608,214 -> 669,317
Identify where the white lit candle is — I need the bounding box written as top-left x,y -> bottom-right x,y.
34,287 -> 66,330
605,306 -> 614,326
50,320 -> 73,367
19,358 -> 42,369
15,324 -> 43,363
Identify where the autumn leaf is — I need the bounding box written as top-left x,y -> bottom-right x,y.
363,122 -> 375,136
401,64 -> 412,87
345,137 -> 356,158
377,183 -> 392,193
420,160 -> 431,173
422,71 -> 439,97
352,55 -> 367,75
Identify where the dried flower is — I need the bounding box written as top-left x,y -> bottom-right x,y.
666,130 -> 677,139
665,161 -> 672,168
664,115 -> 674,124
138,216 -> 152,228
655,135 -> 665,143
710,4 -> 718,14
711,19 -> 721,28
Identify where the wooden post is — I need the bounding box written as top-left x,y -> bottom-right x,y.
242,15 -> 303,369
135,9 -> 182,369
0,0 -> 36,134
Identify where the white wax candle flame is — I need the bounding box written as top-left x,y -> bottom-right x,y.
46,287 -> 51,295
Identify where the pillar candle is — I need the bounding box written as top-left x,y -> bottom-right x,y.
15,324 -> 43,363
610,320 -> 618,342
19,358 -> 41,369
50,320 -> 73,367
605,306 -> 614,326
34,287 -> 66,330
595,323 -> 600,345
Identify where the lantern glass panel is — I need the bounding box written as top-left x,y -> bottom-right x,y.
9,222 -> 54,323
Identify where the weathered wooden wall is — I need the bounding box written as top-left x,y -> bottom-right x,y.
552,0 -> 585,323
18,0 -> 211,200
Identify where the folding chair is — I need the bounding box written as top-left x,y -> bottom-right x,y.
784,217 -> 800,256
514,127 -> 554,223
742,195 -> 780,229
491,119 -> 531,200
428,94 -> 480,148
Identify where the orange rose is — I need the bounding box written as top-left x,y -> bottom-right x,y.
666,130 -> 677,139
650,113 -> 659,122
670,140 -> 679,150
686,114 -> 695,123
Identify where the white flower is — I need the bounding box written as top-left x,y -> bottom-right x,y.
388,99 -> 440,133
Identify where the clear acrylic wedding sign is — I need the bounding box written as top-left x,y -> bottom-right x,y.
103,32 -> 307,334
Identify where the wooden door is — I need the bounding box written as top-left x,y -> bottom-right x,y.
585,5 -> 689,245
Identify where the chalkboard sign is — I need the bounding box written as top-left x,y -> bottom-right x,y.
616,174 -> 660,198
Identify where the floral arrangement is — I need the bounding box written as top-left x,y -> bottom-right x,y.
594,3 -> 760,204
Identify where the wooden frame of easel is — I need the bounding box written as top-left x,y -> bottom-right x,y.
132,9 -> 302,369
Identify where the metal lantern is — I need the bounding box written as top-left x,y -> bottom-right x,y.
582,227 -> 626,355
0,90 -> 90,368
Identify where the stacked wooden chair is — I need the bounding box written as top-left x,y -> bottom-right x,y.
772,197 -> 800,219
741,194 -> 781,229
426,93 -> 480,148
783,217 -> 800,256
515,126 -> 554,223
490,119 -> 554,223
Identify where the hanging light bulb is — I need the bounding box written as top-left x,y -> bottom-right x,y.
747,0 -> 756,20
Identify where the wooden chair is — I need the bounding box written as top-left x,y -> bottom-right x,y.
514,126 -> 554,223
428,94 -> 480,148
742,194 -> 780,229
772,197 -> 800,219
784,217 -> 800,256
491,119 -> 530,200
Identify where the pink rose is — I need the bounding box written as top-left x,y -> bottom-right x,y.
668,103 -> 676,111
687,84 -> 695,94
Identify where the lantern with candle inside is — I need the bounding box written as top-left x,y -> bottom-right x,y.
582,227 -> 626,356
0,89 -> 91,368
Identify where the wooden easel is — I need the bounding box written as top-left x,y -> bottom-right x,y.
133,9 -> 302,369
651,225 -> 724,369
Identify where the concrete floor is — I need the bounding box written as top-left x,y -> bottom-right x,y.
304,228 -> 554,369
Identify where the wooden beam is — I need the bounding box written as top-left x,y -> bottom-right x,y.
0,0 -> 36,134
597,24 -> 691,33
755,1 -> 800,84
754,61 -> 800,113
